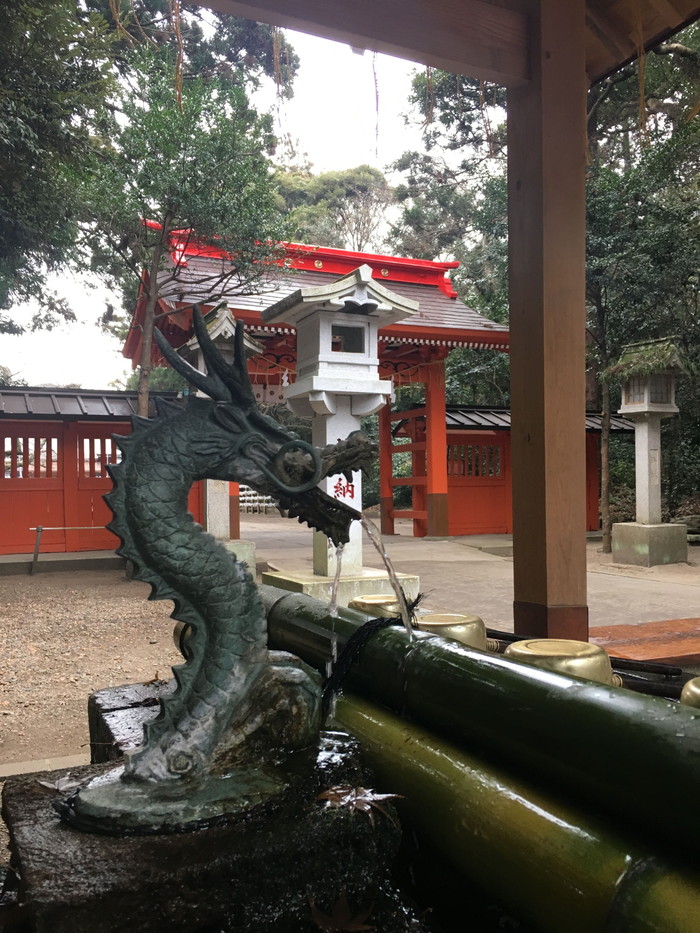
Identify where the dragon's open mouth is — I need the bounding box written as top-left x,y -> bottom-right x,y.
276,431 -> 377,546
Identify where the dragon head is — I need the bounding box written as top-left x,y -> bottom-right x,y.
153,306 -> 376,546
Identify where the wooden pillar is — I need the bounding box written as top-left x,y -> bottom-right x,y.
424,360 -> 449,536
229,482 -> 241,540
378,403 -> 395,535
507,0 -> 588,639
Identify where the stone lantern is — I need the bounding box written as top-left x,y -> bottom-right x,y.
260,264 -> 420,602
612,338 -> 687,566
179,309 -> 262,557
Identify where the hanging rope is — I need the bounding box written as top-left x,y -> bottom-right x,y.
423,66 -> 435,128
635,18 -> 649,145
170,0 -> 184,112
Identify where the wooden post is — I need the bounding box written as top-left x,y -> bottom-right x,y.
507,0 -> 589,639
424,360 -> 449,536
229,482 -> 241,540
378,403 -> 395,535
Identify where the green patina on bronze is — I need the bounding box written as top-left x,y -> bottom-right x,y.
56,306 -> 375,833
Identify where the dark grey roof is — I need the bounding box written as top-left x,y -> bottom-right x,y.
0,387 -> 182,420
160,257 -> 509,346
444,407 -> 634,432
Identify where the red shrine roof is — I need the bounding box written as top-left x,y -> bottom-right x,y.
122,238 -> 509,366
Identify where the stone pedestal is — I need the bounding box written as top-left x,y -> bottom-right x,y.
203,478 -> 230,539
612,522 -> 688,567
310,396 -> 365,576
1,751 -> 417,933
2,690 -> 433,933
224,539 -> 256,571
261,567 -> 420,608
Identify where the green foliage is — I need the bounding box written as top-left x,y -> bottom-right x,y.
358,414 -> 380,507
663,376 -> 700,510
387,100 -> 509,321
0,0 -> 114,328
391,27 -> 700,509
586,122 -> 700,373
86,1 -> 298,96
387,440 -> 414,509
124,365 -> 185,392
1,1 -> 297,335
407,70 -> 506,158
81,47 -> 285,317
275,165 -> 392,252
608,436 -> 635,488
445,348 -> 509,407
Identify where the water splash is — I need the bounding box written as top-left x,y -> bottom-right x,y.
360,515 -> 413,640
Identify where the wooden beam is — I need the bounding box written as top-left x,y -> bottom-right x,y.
507,0 -> 589,640
585,13 -> 632,63
646,0 -> 685,29
586,0 -> 637,59
201,0 -> 529,86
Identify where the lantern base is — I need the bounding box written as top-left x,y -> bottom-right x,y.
611,522 -> 688,567
260,566 -> 419,609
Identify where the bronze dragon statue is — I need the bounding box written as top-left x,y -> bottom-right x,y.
56,307 -> 375,833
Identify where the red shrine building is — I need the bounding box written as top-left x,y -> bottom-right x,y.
124,237 -> 510,539
122,237 -> 623,539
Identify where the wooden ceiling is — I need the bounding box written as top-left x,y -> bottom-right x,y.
201,0 -> 700,86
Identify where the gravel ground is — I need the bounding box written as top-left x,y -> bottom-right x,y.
0,569 -> 181,767
1,568 -> 183,863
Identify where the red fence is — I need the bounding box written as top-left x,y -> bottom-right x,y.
1,421 -> 203,555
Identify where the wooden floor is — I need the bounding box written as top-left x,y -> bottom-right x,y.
591,619 -> 700,665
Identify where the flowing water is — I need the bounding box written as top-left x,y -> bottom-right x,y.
327,543 -> 344,621
360,515 -> 414,640
324,520 -> 412,716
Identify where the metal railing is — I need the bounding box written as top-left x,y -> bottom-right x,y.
28,525 -> 101,574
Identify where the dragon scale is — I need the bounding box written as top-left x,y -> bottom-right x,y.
107,407 -> 269,784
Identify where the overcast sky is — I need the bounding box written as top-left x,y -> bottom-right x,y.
0,30 -> 423,390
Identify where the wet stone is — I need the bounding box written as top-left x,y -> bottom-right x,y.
2,731 -> 433,933
88,681 -> 176,763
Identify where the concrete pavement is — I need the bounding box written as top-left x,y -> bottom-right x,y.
242,512 -> 700,634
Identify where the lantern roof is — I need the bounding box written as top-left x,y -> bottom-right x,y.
183,307 -> 263,357
608,338 -> 687,381
261,263 -> 418,327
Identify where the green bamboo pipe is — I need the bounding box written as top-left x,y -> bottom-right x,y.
337,695 -> 700,933
261,586 -> 700,858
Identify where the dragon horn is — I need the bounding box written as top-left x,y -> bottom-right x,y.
152,315 -> 231,401
190,307 -> 256,412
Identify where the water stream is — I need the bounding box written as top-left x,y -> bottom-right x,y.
360,515 -> 414,640
327,543 -> 344,624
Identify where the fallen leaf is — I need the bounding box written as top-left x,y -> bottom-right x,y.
37,774 -> 82,793
317,785 -> 402,826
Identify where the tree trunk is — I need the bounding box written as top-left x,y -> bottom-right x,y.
137,219 -> 171,418
600,377 -> 612,553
